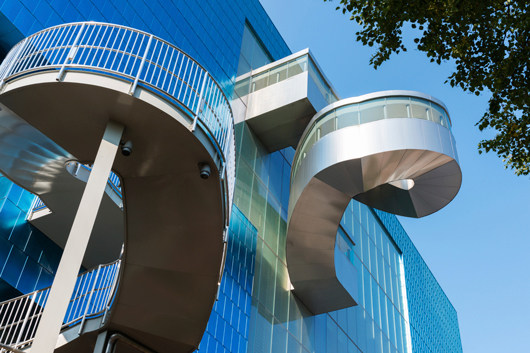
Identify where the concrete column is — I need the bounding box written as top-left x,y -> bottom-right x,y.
32,121 -> 124,353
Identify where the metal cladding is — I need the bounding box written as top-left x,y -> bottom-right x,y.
287,91 -> 462,315
0,22 -> 235,353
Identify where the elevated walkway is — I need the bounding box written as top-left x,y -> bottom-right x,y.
0,22 -> 235,352
233,49 -> 339,152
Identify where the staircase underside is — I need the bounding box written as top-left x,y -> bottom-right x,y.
0,71 -> 226,352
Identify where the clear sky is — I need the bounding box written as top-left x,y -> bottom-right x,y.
259,1 -> 530,352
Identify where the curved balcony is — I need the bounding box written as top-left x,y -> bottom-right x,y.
0,22 -> 235,352
287,91 -> 462,314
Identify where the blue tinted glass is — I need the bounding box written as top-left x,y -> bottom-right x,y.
268,151 -> 283,202
16,256 -> 39,293
0,177 -> 12,199
0,236 -> 12,269
0,199 -> 20,239
1,245 -> 25,285
35,268 -> 53,290
9,216 -> 31,250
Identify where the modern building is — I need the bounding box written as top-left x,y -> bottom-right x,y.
0,1 -> 463,353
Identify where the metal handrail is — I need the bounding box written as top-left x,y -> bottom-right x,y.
0,260 -> 120,352
0,21 -> 235,223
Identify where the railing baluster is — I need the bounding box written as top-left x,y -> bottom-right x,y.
177,57 -> 190,100
77,265 -> 101,334
56,23 -> 85,81
14,296 -> 34,346
190,71 -> 209,132
0,38 -> 27,90
170,52 -> 183,97
129,34 -> 153,95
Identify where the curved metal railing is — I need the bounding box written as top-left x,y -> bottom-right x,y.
0,260 -> 120,352
0,21 -> 235,219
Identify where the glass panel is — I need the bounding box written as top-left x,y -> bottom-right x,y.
288,333 -> 302,353
234,77 -> 250,98
264,193 -> 280,253
236,56 -> 252,77
274,262 -> 289,323
252,45 -> 271,69
239,27 -> 255,68
259,244 -> 277,314
272,319 -> 288,353
360,99 -> 385,124
337,104 -> 360,128
433,103 -> 451,128
410,98 -> 432,121
430,103 -> 444,125
385,98 -> 410,119
337,228 -> 355,265
308,57 -> 337,104
320,112 -> 336,138
372,278 -> 380,329
300,131 -> 316,163
287,56 -> 308,78
254,301 -> 274,353
269,63 -> 288,85
252,71 -> 269,92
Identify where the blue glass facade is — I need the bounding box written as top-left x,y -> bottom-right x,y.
0,173 -> 61,300
374,210 -> 463,353
0,1 -> 462,353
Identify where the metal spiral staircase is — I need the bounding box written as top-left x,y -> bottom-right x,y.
0,22 -> 235,353
286,91 -> 462,314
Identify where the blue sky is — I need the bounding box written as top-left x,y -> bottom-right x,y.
259,0 -> 530,352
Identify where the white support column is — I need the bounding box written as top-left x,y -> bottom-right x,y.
32,121 -> 124,353
93,331 -> 109,353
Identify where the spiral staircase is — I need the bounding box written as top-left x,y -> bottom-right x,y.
0,22 -> 235,353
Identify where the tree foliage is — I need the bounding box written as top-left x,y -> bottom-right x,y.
327,0 -> 530,175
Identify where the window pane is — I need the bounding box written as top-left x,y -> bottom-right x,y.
320,113 -> 336,138
234,77 -> 250,98
410,98 -> 432,121
360,99 -> 385,124
385,98 -> 410,119
287,56 -> 308,78
337,104 -> 360,129
252,71 -> 269,92
430,103 -> 445,125
269,63 -> 288,85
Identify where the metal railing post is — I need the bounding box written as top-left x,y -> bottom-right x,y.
190,71 -> 209,132
56,23 -> 86,81
14,296 -> 35,347
77,264 -> 102,335
0,38 -> 28,90
129,35 -> 153,95
102,261 -> 121,324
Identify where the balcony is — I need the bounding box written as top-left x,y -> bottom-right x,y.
233,49 -> 339,152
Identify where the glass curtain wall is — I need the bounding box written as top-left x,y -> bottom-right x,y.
226,122 -> 411,353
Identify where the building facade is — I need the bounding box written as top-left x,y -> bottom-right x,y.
0,1 -> 462,353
